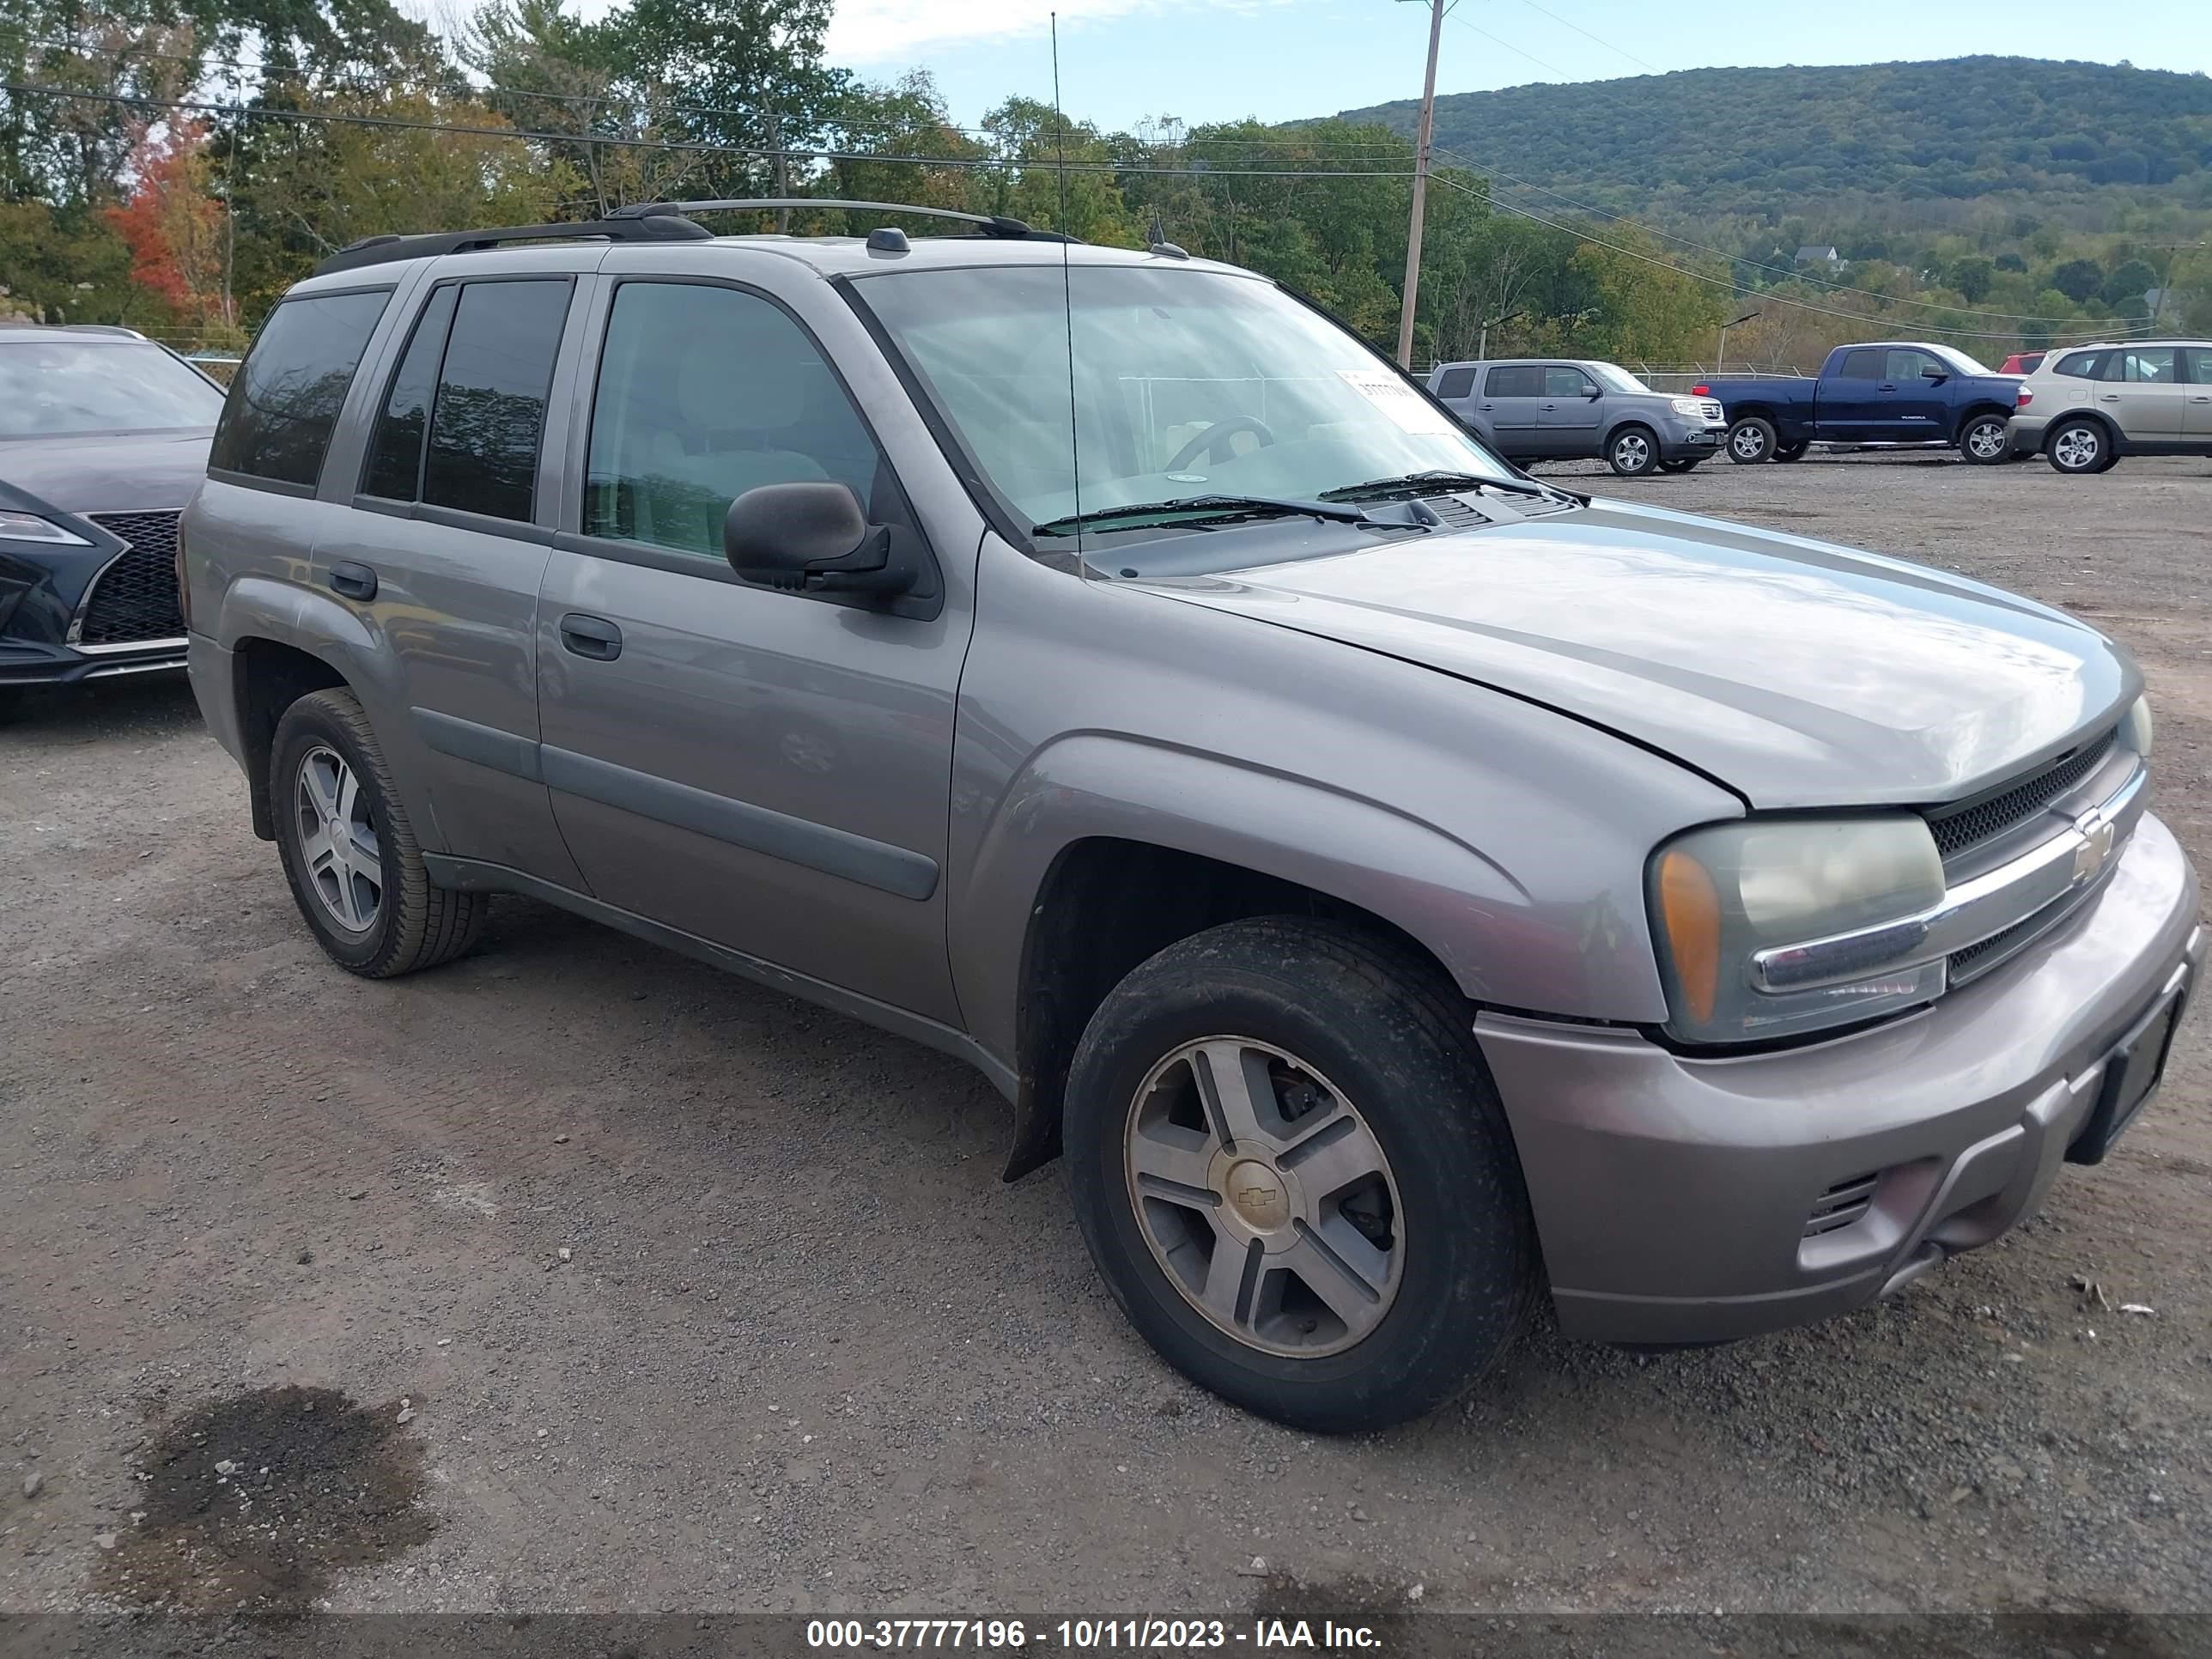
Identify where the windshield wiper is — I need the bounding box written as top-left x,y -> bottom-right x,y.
1319,470 -> 1571,505
1031,494 -> 1372,538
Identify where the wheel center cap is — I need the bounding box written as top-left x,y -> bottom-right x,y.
1224,1160 -> 1290,1231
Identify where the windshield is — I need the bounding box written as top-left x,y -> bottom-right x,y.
1929,343 -> 1995,377
1588,362 -> 1649,393
850,263 -> 1518,544
0,338 -> 226,437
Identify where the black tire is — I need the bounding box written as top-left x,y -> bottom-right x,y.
1064,916 -> 1541,1433
1959,412 -> 2011,465
1726,416 -> 1776,464
1657,458 -> 1703,474
1773,441 -> 1809,462
2045,417 -> 2110,476
1606,424 -> 1660,477
270,687 -> 485,977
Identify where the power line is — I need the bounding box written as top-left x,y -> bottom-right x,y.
1510,0 -> 1662,75
0,80 -> 1419,179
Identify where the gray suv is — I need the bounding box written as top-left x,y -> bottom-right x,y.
184,202 -> 2201,1432
1426,357 -> 1727,475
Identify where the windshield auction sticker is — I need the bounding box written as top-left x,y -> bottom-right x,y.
1336,368 -> 1460,434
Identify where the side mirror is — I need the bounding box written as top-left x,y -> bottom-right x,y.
1921,366 -> 1947,383
723,482 -> 915,599
1584,385 -> 1603,400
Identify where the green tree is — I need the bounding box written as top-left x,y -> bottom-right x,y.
1947,254 -> 1994,301
2049,258 -> 2104,302
2100,258 -> 2158,309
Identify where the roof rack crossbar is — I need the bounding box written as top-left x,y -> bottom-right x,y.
313,211 -> 713,276
610,198 -> 1056,240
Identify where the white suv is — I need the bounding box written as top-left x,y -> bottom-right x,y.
2008,339 -> 2212,474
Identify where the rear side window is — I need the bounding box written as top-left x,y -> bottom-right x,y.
1484,365 -> 1541,398
362,285 -> 460,501
1433,366 -> 1475,399
422,279 -> 573,523
210,289 -> 391,487
1836,349 -> 1880,379
2111,347 -> 2178,384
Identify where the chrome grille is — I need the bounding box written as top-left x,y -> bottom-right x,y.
1925,729 -> 2115,861
1804,1173 -> 1880,1238
77,511 -> 185,646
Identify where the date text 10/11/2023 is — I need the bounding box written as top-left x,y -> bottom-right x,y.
805,1618 -> 1384,1650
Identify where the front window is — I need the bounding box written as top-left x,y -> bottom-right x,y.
1927,343 -> 1994,377
0,338 -> 226,437
849,264 -> 1517,550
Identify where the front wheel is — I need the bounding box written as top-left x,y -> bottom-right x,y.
1960,413 -> 2011,465
1727,416 -> 1776,464
2046,418 -> 2110,476
1607,426 -> 1660,477
1064,917 -> 1540,1433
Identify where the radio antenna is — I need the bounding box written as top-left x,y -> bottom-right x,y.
1050,11 -> 1087,573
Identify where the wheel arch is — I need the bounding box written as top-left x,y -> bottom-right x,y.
1603,416 -> 1658,448
229,635 -> 353,842
2046,407 -> 2124,452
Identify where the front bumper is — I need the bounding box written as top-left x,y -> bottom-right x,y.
1478,811 -> 2202,1345
1658,423 -> 1727,461
0,634 -> 188,686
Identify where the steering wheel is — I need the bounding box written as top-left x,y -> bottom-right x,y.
1165,416 -> 1276,472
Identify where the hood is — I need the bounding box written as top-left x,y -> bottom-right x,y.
0,428 -> 213,515
1136,500 -> 2134,810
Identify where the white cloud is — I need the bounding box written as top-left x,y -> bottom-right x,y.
827,0 -> 1273,65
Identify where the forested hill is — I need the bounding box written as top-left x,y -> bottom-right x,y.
1339,56 -> 2212,227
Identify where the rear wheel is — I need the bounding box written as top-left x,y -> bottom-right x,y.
1607,426 -> 1660,477
2046,418 -> 2109,476
1773,440 -> 1809,462
1960,413 -> 2010,465
1064,916 -> 1540,1432
270,688 -> 485,977
1727,416 -> 1775,464
1657,458 -> 1703,474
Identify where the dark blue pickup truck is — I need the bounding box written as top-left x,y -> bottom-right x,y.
1702,343 -> 2022,465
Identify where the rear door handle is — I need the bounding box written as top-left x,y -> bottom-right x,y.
2099,394 -> 2123,403
1540,403 -> 1558,411
559,613 -> 622,661
1877,383 -> 1898,392
328,562 -> 377,602
1478,403 -> 1493,410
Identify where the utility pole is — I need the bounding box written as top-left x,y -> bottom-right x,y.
1395,0 -> 1446,371
1716,309 -> 1759,374
2145,241 -> 2203,332
769,113 -> 790,234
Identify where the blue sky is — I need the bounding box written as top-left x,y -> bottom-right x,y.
822,0 -> 2212,132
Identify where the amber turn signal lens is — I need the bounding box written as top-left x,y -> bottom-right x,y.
1657,848 -> 1723,1025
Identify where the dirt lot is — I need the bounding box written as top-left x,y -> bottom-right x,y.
4,452 -> 2211,1622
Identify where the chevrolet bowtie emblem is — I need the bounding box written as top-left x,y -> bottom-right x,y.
2074,808 -> 2118,883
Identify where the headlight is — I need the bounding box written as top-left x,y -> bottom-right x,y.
0,509 -> 91,545
2123,695 -> 2153,759
1668,397 -> 1708,417
1650,817 -> 1947,1045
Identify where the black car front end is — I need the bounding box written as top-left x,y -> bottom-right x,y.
0,488 -> 191,687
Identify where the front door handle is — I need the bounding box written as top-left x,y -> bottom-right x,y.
1877,383 -> 1898,392
2191,395 -> 2211,404
1540,403 -> 1558,411
559,613 -> 622,661
328,562 -> 377,602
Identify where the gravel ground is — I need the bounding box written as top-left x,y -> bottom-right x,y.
3,451 -> 2210,1621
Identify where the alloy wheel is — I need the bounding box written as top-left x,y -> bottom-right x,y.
1122,1036 -> 1403,1358
1966,421 -> 2008,461
295,744 -> 384,933
1729,424 -> 1768,461
1613,432 -> 1651,472
2052,426 -> 2101,471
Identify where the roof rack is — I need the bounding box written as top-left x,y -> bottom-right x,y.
313,210 -> 714,276
611,198 -> 1075,242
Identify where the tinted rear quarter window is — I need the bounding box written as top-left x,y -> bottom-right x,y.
210,289 -> 391,487
422,279 -> 573,523
362,284 -> 460,501
1434,366 -> 1475,400
1484,366 -> 1541,398
2053,351 -> 2103,380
